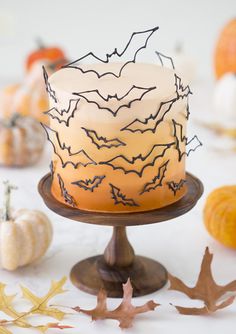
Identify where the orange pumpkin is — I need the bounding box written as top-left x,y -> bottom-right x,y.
203,185 -> 236,249
26,41 -> 66,72
0,62 -> 49,124
215,18 -> 236,79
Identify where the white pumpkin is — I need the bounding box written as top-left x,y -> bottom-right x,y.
213,73 -> 236,123
0,182 -> 53,271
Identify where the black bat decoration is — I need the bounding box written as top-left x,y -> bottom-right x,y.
57,173 -> 77,207
43,66 -> 57,103
172,119 -> 202,161
175,74 -> 192,99
63,26 -> 159,78
109,183 -> 139,207
100,142 -> 174,177
71,175 -> 105,192
41,123 -> 97,168
44,99 -> 80,127
167,179 -> 186,196
81,127 -> 126,149
121,98 -> 176,133
49,161 -> 55,180
140,160 -> 169,195
155,51 -> 175,69
73,85 -> 156,117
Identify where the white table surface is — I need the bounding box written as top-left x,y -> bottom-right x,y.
0,79 -> 236,333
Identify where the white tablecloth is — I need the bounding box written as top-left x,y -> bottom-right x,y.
0,79 -> 235,334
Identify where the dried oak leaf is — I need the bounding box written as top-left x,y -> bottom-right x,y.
73,278 -> 159,329
168,247 -> 236,315
20,277 -> 67,320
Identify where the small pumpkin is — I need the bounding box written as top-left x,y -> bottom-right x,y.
26,40 -> 67,72
203,185 -> 236,248
0,182 -> 53,271
0,114 -> 45,167
0,62 -> 49,124
213,73 -> 236,122
215,18 -> 236,79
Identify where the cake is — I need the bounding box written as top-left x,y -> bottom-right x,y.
42,27 -> 201,213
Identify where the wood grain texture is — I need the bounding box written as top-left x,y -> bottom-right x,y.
38,172 -> 203,227
70,255 -> 167,297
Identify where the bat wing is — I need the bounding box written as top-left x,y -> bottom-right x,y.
43,66 -> 57,103
82,127 -> 126,149
63,27 -> 159,78
42,124 -> 96,168
121,98 -> 176,133
175,74 -> 192,99
44,99 -> 80,127
73,86 -> 156,117
155,51 -> 175,69
167,179 -> 186,195
172,119 -> 202,161
72,175 -> 105,192
57,173 -> 77,207
100,143 -> 174,177
140,160 -> 169,194
109,183 -> 139,207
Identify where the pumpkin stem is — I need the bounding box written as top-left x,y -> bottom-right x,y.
2,181 -> 17,221
36,37 -> 45,50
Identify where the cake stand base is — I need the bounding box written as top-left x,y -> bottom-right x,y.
70,255 -> 167,297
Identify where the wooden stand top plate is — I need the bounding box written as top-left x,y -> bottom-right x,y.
38,172 -> 203,227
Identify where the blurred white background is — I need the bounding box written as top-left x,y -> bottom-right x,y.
0,0 -> 236,82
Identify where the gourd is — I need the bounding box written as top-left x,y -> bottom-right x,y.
0,114 -> 45,167
215,18 -> 236,79
0,62 -> 49,124
213,73 -> 236,123
0,42 -> 67,124
203,185 -> 236,248
0,182 -> 53,270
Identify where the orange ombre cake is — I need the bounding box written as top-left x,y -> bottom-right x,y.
42,27 -> 201,213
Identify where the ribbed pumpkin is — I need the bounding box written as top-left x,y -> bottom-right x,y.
0,114 -> 45,167
204,185 -> 236,248
0,62 -> 49,124
0,182 -> 53,271
215,18 -> 236,79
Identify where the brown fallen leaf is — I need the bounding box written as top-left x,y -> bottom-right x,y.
168,247 -> 236,315
73,278 -> 159,328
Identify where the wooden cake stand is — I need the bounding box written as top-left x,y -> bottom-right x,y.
38,172 -> 203,297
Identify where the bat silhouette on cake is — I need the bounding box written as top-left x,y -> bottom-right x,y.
41,123 -> 97,168
167,179 -> 186,196
82,127 -> 126,149
43,66 -> 57,103
140,160 -> 169,195
155,51 -> 175,69
175,74 -> 192,99
71,175 -> 106,192
121,98 -> 176,134
57,173 -> 77,207
172,119 -> 202,161
73,85 -> 156,117
100,142 -> 174,177
44,99 -> 80,127
109,183 -> 139,207
49,161 -> 55,180
63,26 -> 159,78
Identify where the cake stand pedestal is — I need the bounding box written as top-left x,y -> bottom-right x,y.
38,172 -> 203,297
